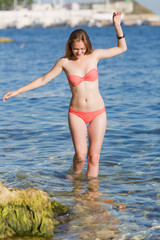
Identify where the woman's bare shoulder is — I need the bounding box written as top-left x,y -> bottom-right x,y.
90,49 -> 101,56
55,57 -> 69,68
57,57 -> 68,64
89,49 -> 101,61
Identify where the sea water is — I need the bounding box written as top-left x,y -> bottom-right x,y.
0,26 -> 160,239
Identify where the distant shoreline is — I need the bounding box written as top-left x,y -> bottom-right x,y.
0,9 -> 160,29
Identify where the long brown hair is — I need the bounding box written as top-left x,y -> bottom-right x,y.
65,29 -> 93,59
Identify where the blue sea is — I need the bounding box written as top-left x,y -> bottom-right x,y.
0,26 -> 160,240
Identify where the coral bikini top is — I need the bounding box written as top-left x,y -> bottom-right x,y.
67,68 -> 98,87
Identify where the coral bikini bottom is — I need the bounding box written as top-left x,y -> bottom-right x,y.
69,107 -> 106,124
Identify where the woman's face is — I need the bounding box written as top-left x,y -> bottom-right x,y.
72,41 -> 86,59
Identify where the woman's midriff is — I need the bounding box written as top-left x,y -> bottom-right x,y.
69,92 -> 105,112
68,79 -> 105,112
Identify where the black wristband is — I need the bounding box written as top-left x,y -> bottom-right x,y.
117,34 -> 125,40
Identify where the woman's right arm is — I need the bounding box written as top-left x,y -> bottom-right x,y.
3,58 -> 64,102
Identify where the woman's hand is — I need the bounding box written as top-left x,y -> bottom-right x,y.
113,12 -> 121,26
3,90 -> 19,102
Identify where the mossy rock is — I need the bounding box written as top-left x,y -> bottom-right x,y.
0,182 -> 69,239
0,38 -> 14,43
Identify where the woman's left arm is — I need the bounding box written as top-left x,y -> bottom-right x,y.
94,12 -> 127,60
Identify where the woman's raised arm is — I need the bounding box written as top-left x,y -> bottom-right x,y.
94,12 -> 127,60
3,58 -> 64,102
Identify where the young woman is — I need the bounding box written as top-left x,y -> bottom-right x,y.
3,12 -> 127,178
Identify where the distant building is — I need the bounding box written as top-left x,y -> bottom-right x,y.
65,0 -> 133,13
112,1 -> 133,13
31,3 -> 53,11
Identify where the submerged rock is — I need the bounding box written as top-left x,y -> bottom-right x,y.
0,182 -> 69,239
0,38 -> 14,43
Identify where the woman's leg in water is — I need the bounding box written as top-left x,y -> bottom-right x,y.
68,112 -> 88,176
87,112 -> 107,178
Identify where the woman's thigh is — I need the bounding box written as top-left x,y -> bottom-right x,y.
88,112 -> 107,155
68,112 -> 88,154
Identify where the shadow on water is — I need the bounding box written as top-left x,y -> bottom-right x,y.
53,177 -> 126,240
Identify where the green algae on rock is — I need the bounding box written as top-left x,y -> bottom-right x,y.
0,182 -> 69,239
